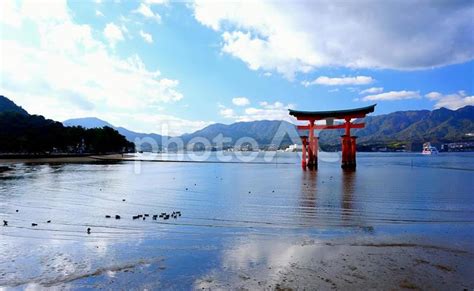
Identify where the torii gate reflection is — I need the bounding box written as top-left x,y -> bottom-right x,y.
289,104 -> 376,170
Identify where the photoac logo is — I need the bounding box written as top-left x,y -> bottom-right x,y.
132,121 -> 341,174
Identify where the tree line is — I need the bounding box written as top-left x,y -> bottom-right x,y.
0,112 -> 134,154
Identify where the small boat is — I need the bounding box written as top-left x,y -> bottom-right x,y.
422,142 -> 439,155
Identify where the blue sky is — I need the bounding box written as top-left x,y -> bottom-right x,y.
1,0 -> 473,135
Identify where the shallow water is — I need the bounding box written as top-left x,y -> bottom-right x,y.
1,152 -> 473,289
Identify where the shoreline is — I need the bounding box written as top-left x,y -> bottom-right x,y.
0,154 -> 125,164
0,154 -> 296,165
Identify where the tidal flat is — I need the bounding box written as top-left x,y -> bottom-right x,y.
1,152 -> 473,289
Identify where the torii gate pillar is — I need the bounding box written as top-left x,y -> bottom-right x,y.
341,118 -> 357,169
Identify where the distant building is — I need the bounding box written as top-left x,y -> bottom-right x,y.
444,142 -> 474,152
286,144 -> 302,152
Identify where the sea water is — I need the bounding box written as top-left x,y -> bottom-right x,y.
0,153 -> 473,288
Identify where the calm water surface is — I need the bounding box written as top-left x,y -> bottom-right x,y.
0,152 -> 473,288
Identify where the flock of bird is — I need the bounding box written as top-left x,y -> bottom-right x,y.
2,208 -> 182,234
2,179 -> 270,234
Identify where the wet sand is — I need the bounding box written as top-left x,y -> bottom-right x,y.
2,234 -> 472,289
195,236 -> 474,290
5,235 -> 470,290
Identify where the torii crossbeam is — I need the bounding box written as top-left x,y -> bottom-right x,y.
289,104 -> 376,170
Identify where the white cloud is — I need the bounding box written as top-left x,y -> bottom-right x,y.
232,97 -> 250,106
0,0 -> 199,135
219,108 -> 235,118
95,10 -> 104,17
425,91 -> 474,110
0,0 -> 22,28
425,91 -> 443,100
302,76 -> 373,87
133,3 -> 161,23
360,87 -> 383,95
104,111 -> 212,136
361,90 -> 420,101
139,30 -> 153,43
220,30 -> 314,80
192,0 -> 474,79
239,101 -> 295,122
218,101 -> 294,122
103,23 -> 124,46
145,0 -> 168,5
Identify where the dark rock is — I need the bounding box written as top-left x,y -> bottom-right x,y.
3,220 -> 7,226
31,223 -> 37,227
115,215 -> 121,219
47,220 -> 51,223
87,227 -> 91,234
105,215 -> 111,218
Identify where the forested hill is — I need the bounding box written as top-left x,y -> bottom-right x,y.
319,106 -> 474,145
0,95 -> 28,115
0,95 -> 134,154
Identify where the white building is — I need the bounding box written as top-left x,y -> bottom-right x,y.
286,144 -> 302,152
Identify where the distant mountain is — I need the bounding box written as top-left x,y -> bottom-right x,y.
319,106 -> 474,145
0,95 -> 28,115
64,117 -> 164,150
64,106 -> 473,151
181,120 -> 299,147
64,117 -> 113,129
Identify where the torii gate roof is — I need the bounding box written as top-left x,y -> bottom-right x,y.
288,104 -> 376,120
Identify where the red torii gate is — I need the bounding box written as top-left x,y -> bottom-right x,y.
289,104 -> 376,170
